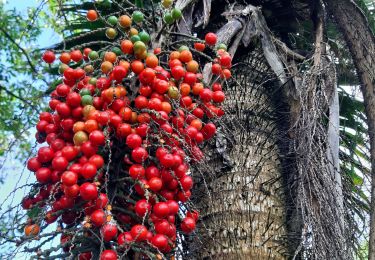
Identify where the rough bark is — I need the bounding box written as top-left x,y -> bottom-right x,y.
324,0 -> 375,258
189,49 -> 288,259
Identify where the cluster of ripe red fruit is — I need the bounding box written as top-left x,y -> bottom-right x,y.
22,10 -> 231,260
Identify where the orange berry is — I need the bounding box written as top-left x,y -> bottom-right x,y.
119,15 -> 132,28
119,60 -> 131,71
146,55 -> 159,68
73,121 -> 85,133
161,102 -> 172,114
84,119 -> 99,133
24,224 -> 40,237
60,52 -> 71,64
190,119 -> 202,130
104,51 -> 117,63
192,83 -> 204,95
169,51 -> 180,60
179,83 -> 191,96
121,40 -> 134,54
101,61 -> 113,74
179,50 -> 193,63
186,60 -> 199,73
131,60 -> 144,74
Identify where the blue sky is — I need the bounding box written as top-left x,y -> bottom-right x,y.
3,0 -> 61,47
0,0 -> 58,205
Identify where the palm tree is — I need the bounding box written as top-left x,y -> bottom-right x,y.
1,0 -> 372,259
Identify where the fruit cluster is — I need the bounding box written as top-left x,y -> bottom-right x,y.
22,7 -> 231,260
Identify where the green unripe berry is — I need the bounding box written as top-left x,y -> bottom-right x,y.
163,13 -> 174,25
132,11 -> 144,23
89,77 -> 97,85
133,41 -> 146,54
81,95 -> 93,106
88,51 -> 99,60
112,47 -> 122,56
217,43 -> 227,51
178,45 -> 189,52
171,8 -> 182,20
138,31 -> 150,43
107,16 -> 118,26
130,35 -> 141,43
80,88 -> 91,97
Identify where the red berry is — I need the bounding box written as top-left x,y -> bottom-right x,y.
79,252 -> 92,260
171,66 -> 185,80
135,96 -> 149,109
70,50 -> 83,62
61,171 -> 78,186
81,162 -> 97,179
212,90 -> 225,103
80,182 -> 98,200
131,147 -> 148,163
37,146 -> 55,163
151,234 -> 168,250
199,88 -> 212,102
145,166 -> 160,179
134,199 -> 151,217
126,134 -> 142,149
160,153 -> 175,168
113,66 -> 127,81
148,177 -> 163,192
100,249 -> 118,260
153,202 -> 170,218
42,50 -> 55,63
139,68 -> 156,85
95,193 -> 109,209
181,217 -> 196,233
64,184 -> 80,198
167,200 -> 179,215
35,167 -> 51,183
211,63 -> 222,75
202,123 -> 216,139
101,224 -> 118,242
155,220 -> 171,235
91,209 -> 106,227
212,82 -> 222,91
130,225 -> 148,241
52,156 -> 69,171
56,103 -> 71,118
89,130 -> 105,146
219,54 -> 232,68
118,232 -> 133,246
180,175 -> 193,190
205,32 -> 217,46
89,154 -> 105,169
194,42 -> 205,52
27,157 -> 41,172
186,210 -> 199,222
61,146 -> 78,161
129,164 -> 145,179
56,84 -> 70,97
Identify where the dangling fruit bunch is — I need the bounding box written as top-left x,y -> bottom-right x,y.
22,5 -> 231,259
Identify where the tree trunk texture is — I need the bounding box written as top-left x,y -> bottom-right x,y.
324,0 -> 375,258
187,48 -> 288,259
175,1 -> 345,259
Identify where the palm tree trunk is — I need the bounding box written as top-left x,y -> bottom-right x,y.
188,49 -> 288,259
324,0 -> 375,258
